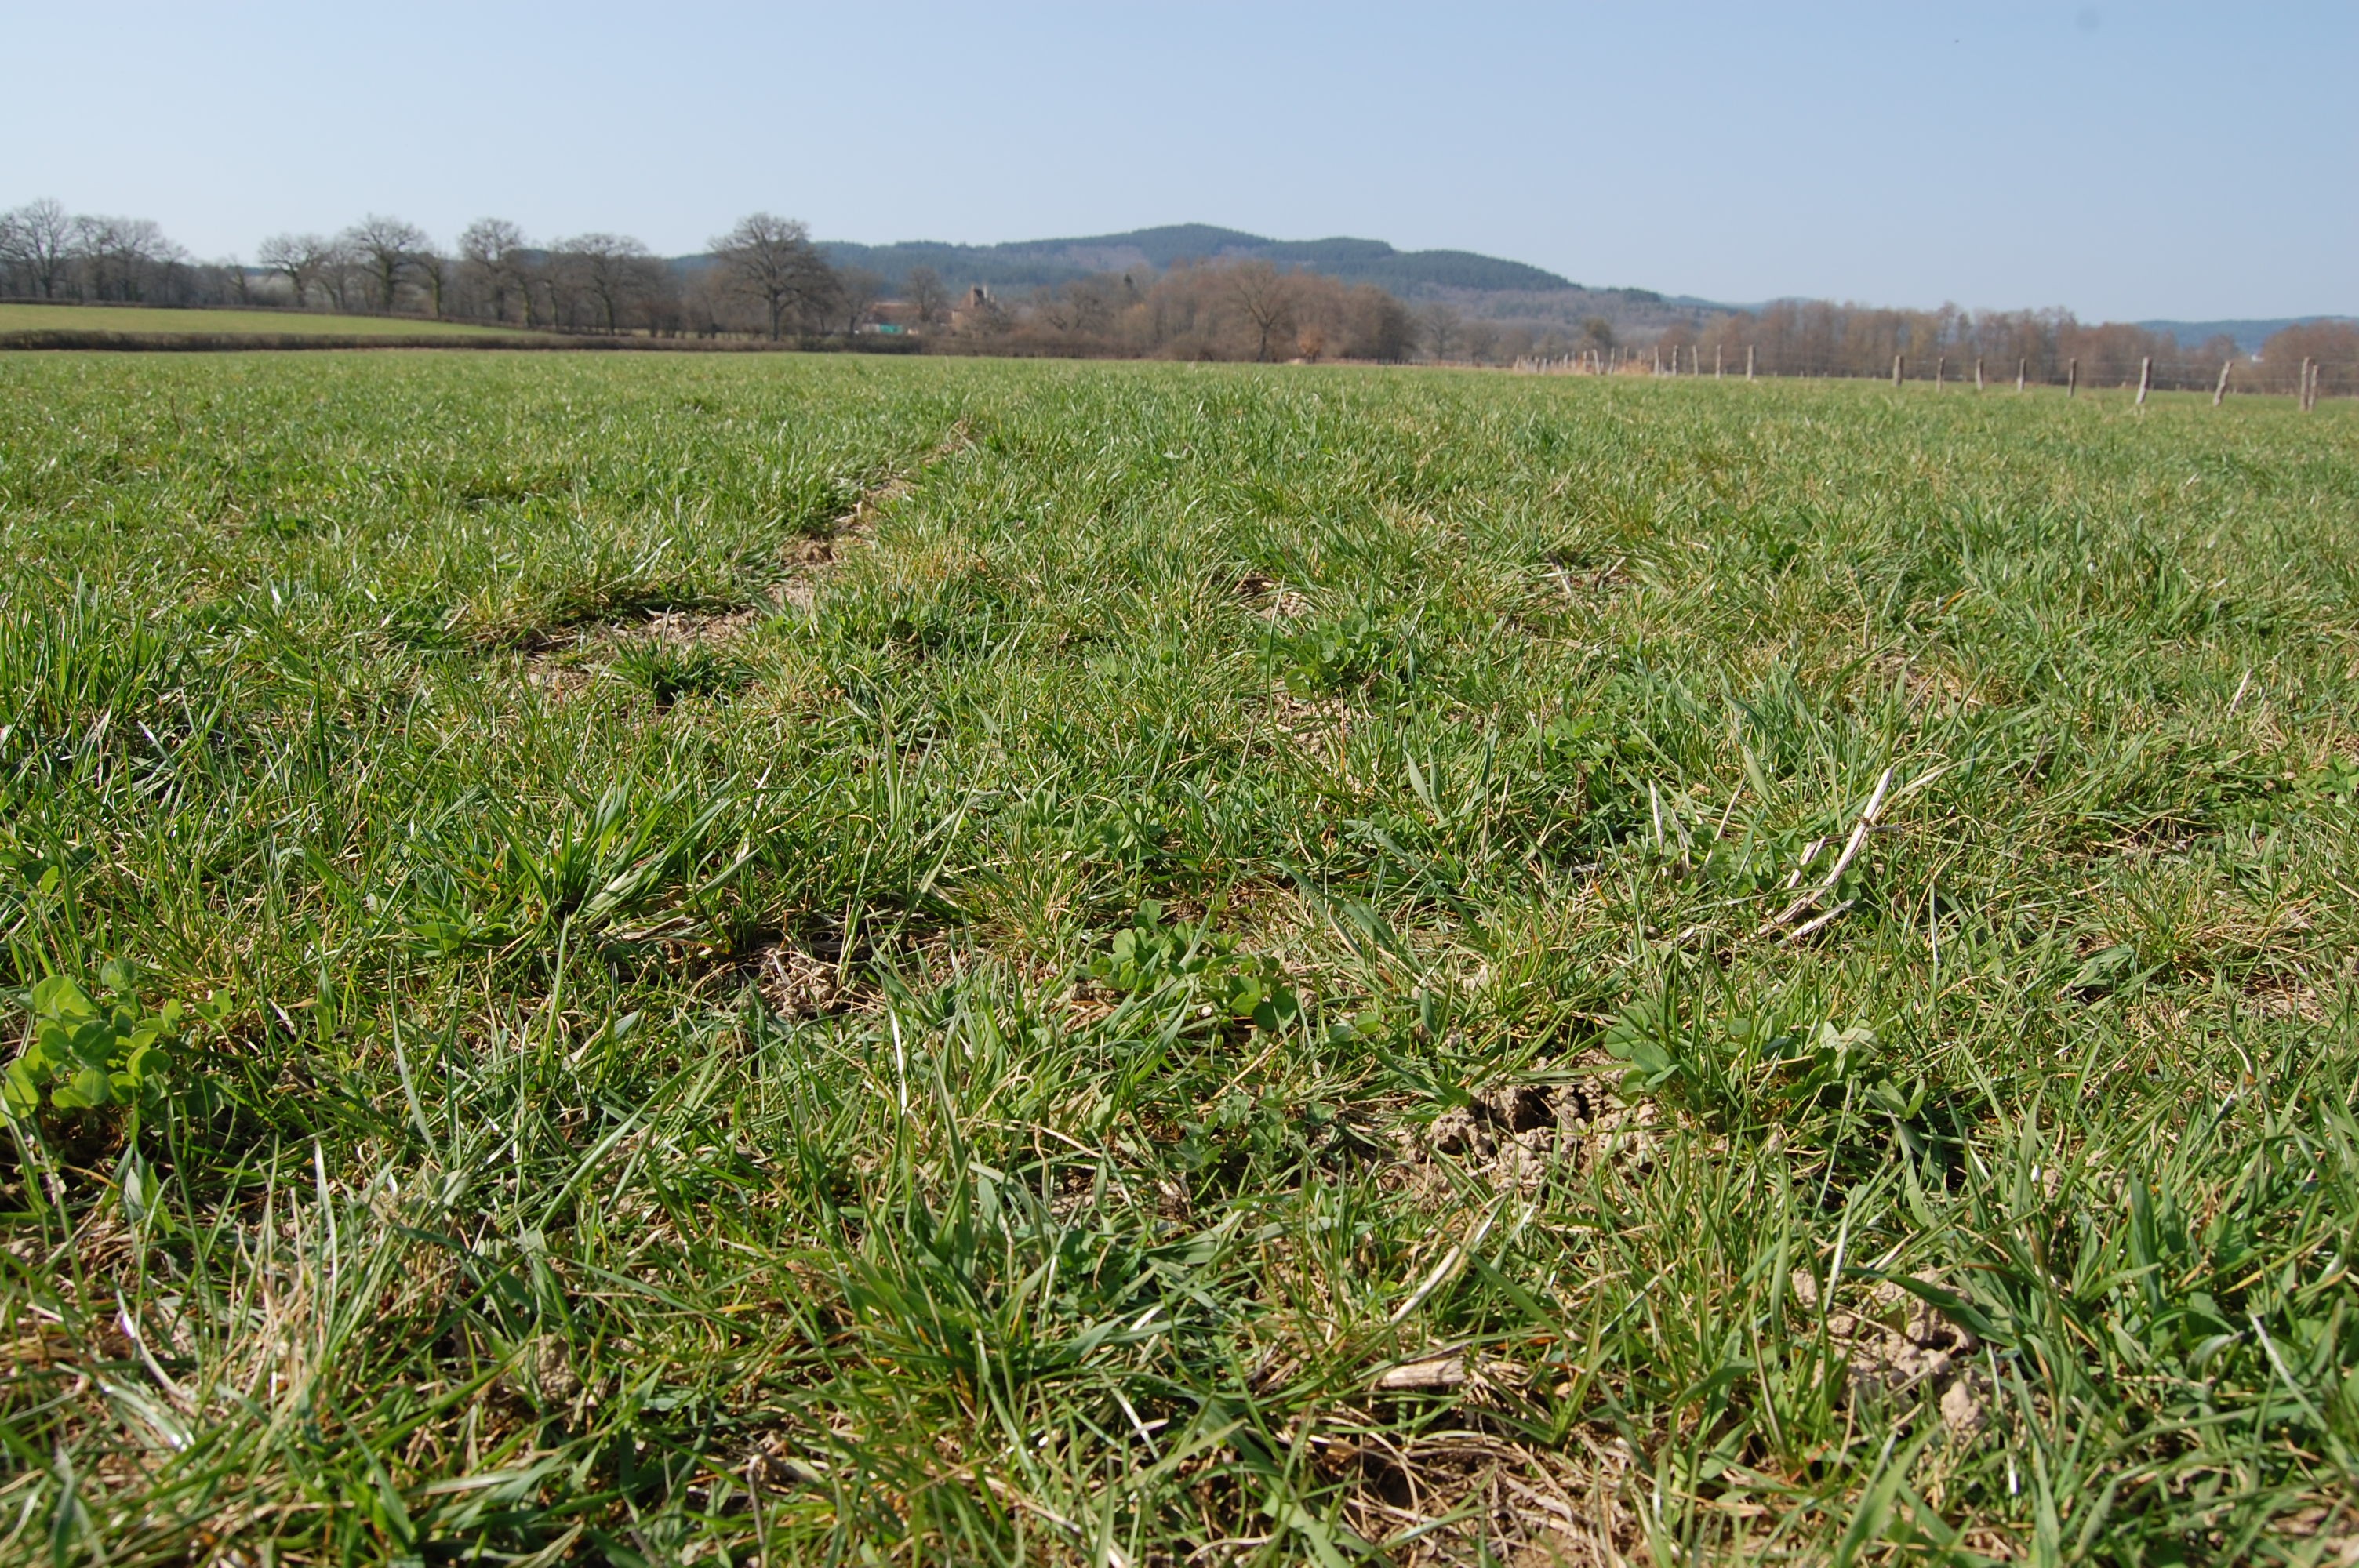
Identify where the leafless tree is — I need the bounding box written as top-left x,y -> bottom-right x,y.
836,267 -> 884,335
1226,260 -> 1296,361
0,199 -> 76,297
457,218 -> 527,323
410,249 -> 450,316
74,216 -> 180,301
1462,319 -> 1502,366
258,232 -> 335,308
904,264 -> 948,329
342,215 -> 429,312
710,212 -> 833,340
523,254 -> 563,329
318,238 -> 361,311
1419,302 -> 1464,361
1031,282 -> 1078,334
1345,289 -> 1416,361
558,233 -> 654,332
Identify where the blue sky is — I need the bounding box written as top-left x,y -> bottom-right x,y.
5,1 -> 2350,320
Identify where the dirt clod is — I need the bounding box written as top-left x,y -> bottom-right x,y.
1412,1082 -> 1594,1194
755,940 -> 846,1018
1797,1270 -> 1989,1439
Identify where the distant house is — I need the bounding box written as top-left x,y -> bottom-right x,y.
948,285 -> 997,334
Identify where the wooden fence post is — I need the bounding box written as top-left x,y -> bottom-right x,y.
2135,356 -> 2152,407
1747,345 -> 1755,380
2066,358 -> 2077,398
1892,354 -> 1903,387
1715,345 -> 1723,378
2017,358 -> 2026,393
1976,357 -> 1985,391
2213,359 -> 2231,406
1653,347 -> 1662,375
1935,354 -> 1945,390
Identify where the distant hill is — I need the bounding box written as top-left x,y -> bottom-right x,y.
815,224 -> 1580,299
801,223 -> 1721,339
775,225 -> 2354,348
2137,317 -> 2357,354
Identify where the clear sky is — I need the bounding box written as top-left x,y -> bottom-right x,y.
5,1 -> 2350,321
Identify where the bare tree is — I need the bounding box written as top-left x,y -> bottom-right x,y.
318,238 -> 361,312
1345,288 -> 1416,361
710,212 -> 833,340
342,215 -> 429,313
1419,302 -> 1464,361
1226,260 -> 1297,362
74,216 -> 179,301
0,199 -> 76,297
904,264 -> 948,330
558,233 -> 654,332
1462,319 -> 1502,366
457,218 -> 527,323
411,246 -> 450,317
258,233 -> 335,309
523,252 -> 564,329
836,267 -> 885,335
0,209 -> 27,297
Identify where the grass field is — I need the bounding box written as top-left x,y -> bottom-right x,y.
1,350 -> 2354,1564
0,303 -> 518,339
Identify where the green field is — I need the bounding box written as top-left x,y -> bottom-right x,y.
2,351 -> 2354,1563
0,303 -> 520,338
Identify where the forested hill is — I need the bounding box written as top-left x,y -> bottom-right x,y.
815,224 -> 1578,297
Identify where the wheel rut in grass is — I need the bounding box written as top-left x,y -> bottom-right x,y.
777,416 -> 975,612
514,417 -> 976,697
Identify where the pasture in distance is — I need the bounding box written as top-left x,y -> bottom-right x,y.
0,303 -> 520,339
0,350 -> 2354,1564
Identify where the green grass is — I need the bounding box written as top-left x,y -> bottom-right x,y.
0,303 -> 520,338
2,350 -> 2355,1565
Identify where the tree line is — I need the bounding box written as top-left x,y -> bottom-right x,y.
0,198 -> 1422,358
1659,301 -> 2352,398
2,195 -> 2347,385
0,201 -> 881,341
928,261 -> 1419,362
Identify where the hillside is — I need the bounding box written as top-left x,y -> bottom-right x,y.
809,229 -> 2354,348
816,223 -> 1583,299
804,223 -> 1722,341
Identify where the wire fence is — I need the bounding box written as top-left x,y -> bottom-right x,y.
1510,347 -> 2346,403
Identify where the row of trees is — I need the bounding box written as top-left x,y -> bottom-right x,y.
255,212 -> 867,338
0,201 -> 878,339
1656,302 -> 2352,396
4,196 -> 2347,384
944,261 -> 1419,362
0,198 -> 239,306
0,198 -> 1437,358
